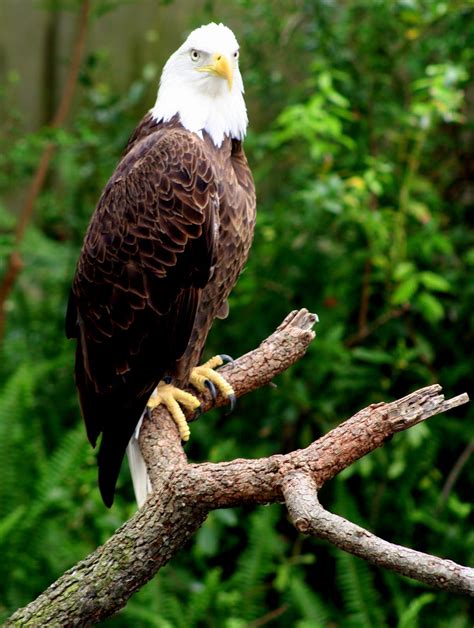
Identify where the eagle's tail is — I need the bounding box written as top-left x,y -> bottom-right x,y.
97,414 -> 140,508
74,344 -> 148,508
126,413 -> 152,508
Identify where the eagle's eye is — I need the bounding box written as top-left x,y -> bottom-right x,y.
190,49 -> 200,62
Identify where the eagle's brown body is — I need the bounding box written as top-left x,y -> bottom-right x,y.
66,113 -> 256,505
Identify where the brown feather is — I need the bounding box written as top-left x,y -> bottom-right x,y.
67,113 -> 256,506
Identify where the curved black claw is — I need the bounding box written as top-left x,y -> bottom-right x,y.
163,375 -> 173,384
205,379 -> 218,406
193,405 -> 202,419
146,406 -> 152,420
218,354 -> 235,366
225,393 -> 237,416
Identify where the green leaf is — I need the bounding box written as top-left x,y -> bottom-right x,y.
391,276 -> 419,304
416,292 -> 445,322
419,271 -> 451,292
393,261 -> 416,282
352,348 -> 393,365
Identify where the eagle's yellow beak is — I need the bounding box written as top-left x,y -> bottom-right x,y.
198,53 -> 233,90
212,53 -> 233,90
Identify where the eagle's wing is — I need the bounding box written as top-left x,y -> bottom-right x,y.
66,128 -> 218,505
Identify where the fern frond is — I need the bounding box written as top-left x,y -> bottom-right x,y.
335,550 -> 386,628
0,364 -> 36,518
228,506 -> 281,621
0,505 -> 26,545
184,567 -> 223,625
334,481 -> 387,627
287,573 -> 331,626
397,593 -> 435,628
33,423 -> 89,516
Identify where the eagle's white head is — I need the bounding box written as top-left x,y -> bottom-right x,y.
151,23 -> 248,147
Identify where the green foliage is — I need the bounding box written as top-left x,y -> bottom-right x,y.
1,0 -> 473,625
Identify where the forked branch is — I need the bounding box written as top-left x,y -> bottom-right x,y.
6,309 -> 472,626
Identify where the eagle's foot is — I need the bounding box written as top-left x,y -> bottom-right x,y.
147,382 -> 200,441
190,355 -> 236,411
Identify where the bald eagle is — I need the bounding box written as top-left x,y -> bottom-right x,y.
66,23 -> 256,507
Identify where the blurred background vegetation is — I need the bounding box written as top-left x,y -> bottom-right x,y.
0,0 -> 473,625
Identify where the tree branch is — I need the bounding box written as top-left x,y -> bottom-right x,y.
6,309 -> 471,625
0,0 -> 90,344
283,472 -> 474,596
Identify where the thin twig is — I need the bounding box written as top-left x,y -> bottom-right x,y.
0,0 -> 90,343
345,303 -> 409,347
437,439 -> 474,513
248,604 -> 289,627
357,257 -> 372,336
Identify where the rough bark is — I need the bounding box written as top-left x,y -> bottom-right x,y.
6,309 -> 472,626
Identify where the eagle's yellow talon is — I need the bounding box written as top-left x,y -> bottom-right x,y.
147,382 -> 198,441
203,355 -> 224,370
190,355 -> 235,402
146,355 -> 234,442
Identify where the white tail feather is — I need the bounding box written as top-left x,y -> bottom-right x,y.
126,413 -> 152,508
